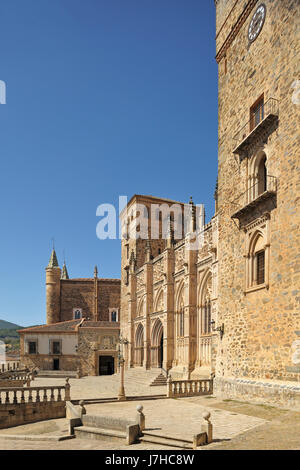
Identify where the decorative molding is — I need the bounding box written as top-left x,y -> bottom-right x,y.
216,0 -> 258,63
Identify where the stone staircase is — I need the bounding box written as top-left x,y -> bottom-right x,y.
150,372 -> 168,387
140,431 -> 194,449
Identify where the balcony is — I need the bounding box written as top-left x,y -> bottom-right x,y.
233,98 -> 279,158
231,175 -> 277,222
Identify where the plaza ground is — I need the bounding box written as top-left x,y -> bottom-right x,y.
0,372 -> 299,450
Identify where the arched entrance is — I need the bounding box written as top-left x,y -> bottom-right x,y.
151,319 -> 164,368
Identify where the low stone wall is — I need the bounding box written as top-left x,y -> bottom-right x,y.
0,381 -> 70,429
214,377 -> 300,410
0,401 -> 66,429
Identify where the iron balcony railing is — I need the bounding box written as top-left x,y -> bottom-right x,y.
231,175 -> 277,220
233,98 -> 279,155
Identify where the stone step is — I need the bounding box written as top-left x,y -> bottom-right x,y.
150,373 -> 168,386
36,370 -> 77,378
140,432 -> 193,449
74,426 -> 126,440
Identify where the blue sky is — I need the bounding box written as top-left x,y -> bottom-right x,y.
0,0 -> 217,326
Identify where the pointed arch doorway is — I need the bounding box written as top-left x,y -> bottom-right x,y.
151,319 -> 164,368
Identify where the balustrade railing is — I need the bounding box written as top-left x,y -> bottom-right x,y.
233,98 -> 279,149
0,380 -> 70,405
167,378 -> 213,398
231,175 -> 277,218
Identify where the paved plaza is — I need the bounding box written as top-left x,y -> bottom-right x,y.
1,373 -> 300,450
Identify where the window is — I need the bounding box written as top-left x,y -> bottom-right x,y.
257,156 -> 267,195
256,250 -> 265,285
203,301 -> 211,335
73,308 -> 82,320
179,309 -> 184,337
109,309 -> 119,322
49,340 -> 61,355
245,217 -> 270,293
28,341 -> 37,354
250,95 -> 264,131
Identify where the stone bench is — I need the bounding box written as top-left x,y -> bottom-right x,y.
68,402 -> 141,445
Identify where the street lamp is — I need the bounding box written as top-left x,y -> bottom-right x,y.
210,320 -> 224,339
117,334 -> 129,401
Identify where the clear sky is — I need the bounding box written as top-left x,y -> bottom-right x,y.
0,0 -> 218,326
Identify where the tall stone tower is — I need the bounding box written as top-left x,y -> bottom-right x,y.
46,249 -> 61,324
214,0 -> 300,403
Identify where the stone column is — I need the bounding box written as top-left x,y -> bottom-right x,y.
145,259 -> 153,369
163,244 -> 175,371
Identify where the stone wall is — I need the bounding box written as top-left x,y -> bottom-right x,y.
215,0 -> 300,392
60,279 -> 120,322
78,327 -> 119,376
214,376 -> 300,411
0,401 -> 66,429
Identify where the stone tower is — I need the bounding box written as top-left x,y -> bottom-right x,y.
214,0 -> 300,402
46,249 -> 61,324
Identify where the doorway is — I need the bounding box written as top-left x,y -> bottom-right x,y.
99,356 -> 114,375
158,333 -> 164,368
53,358 -> 59,371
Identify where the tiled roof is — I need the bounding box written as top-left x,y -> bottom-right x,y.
63,278 -> 120,282
18,319 -> 82,333
80,321 -> 120,328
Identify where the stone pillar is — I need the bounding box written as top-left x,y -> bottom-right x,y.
145,260 -> 153,369
163,244 -> 175,371
128,253 -> 137,368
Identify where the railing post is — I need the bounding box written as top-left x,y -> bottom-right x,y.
167,376 -> 173,398
65,378 -> 71,401
136,404 -> 145,432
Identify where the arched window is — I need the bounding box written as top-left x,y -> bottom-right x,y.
199,273 -> 212,336
246,230 -> 267,290
203,300 -> 211,334
248,151 -> 268,202
176,286 -> 185,338
179,309 -> 184,337
257,155 -> 267,195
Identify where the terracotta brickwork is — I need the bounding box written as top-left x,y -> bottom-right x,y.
19,255 -> 121,376
215,0 -> 300,397
59,279 -> 120,323
45,257 -> 120,325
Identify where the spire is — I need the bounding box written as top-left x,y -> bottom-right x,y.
61,262 -> 69,280
94,265 -> 98,278
47,249 -> 59,268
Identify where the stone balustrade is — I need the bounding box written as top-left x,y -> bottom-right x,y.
0,379 -> 70,429
0,380 -> 70,405
0,362 -> 20,373
167,377 -> 213,398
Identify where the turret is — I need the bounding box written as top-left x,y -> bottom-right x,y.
46,249 -> 61,324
